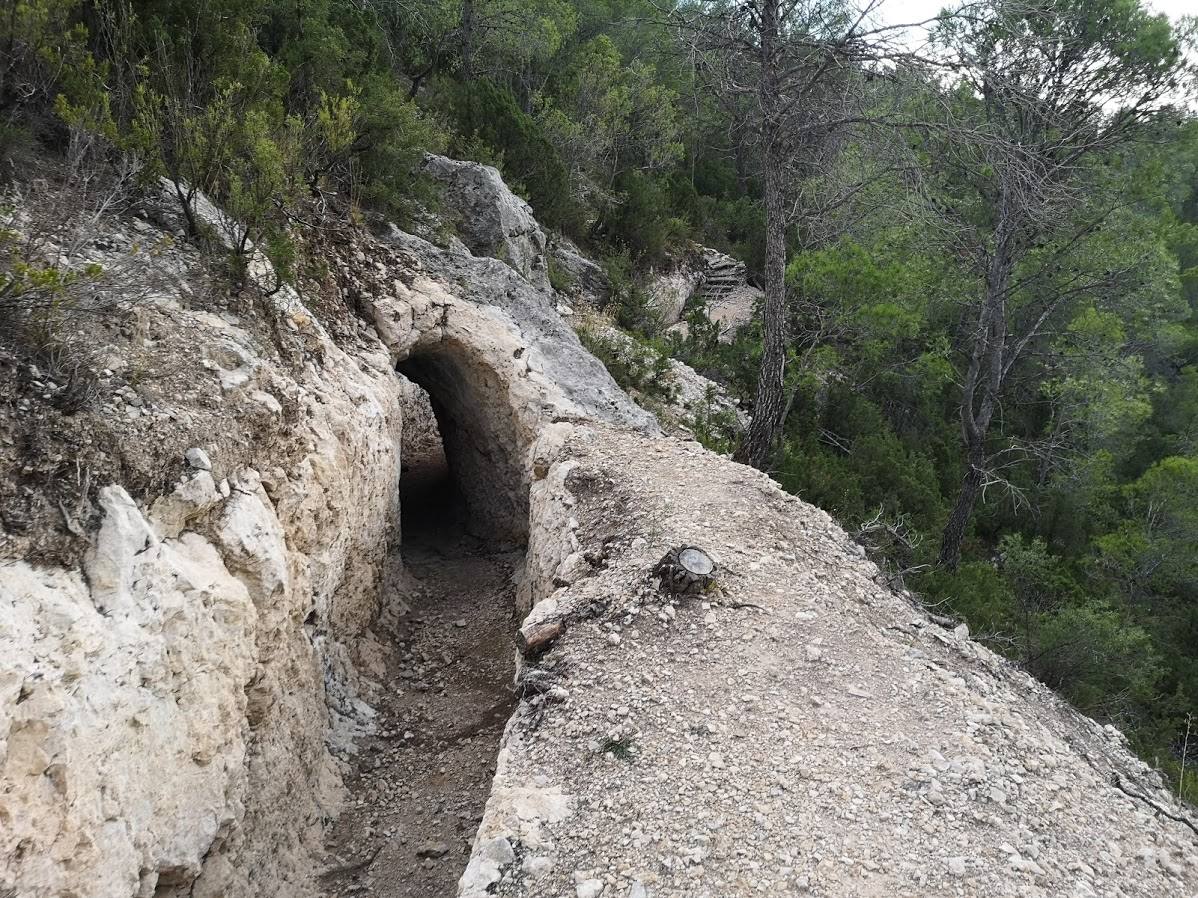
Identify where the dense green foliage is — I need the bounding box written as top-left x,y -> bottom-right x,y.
773,123 -> 1198,800
3,0 -> 1197,801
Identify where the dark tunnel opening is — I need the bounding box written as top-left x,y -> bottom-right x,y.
395,343 -> 529,548
396,387 -> 467,543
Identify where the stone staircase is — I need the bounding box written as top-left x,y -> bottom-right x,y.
696,248 -> 749,302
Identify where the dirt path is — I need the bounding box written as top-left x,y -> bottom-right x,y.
320,535 -> 519,898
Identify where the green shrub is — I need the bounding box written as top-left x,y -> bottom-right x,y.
914,562 -> 1016,637
577,319 -> 676,403
352,73 -> 445,219
1033,605 -> 1162,726
668,310 -> 760,404
597,250 -> 661,337
696,194 -> 765,275
611,286 -> 663,339
595,169 -> 688,264
0,0 -> 92,151
777,388 -> 946,538
547,254 -> 575,294
444,78 -> 582,235
688,387 -> 742,455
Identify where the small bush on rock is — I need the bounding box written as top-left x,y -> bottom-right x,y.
576,312 -> 677,404
0,137 -> 168,409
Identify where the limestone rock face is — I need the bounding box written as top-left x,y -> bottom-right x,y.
0,298 -> 408,898
647,265 -> 704,328
398,378 -> 446,482
692,248 -> 761,342
422,153 -> 551,292
2,518 -> 256,898
704,282 -> 761,342
547,236 -> 609,304
665,356 -> 746,434
0,172 -> 658,897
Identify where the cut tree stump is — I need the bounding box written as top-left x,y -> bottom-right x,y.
517,618 -> 564,656
653,546 -> 716,595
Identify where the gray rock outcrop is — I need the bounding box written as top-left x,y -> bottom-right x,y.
422,154 -> 551,292
0,180 -> 652,897
547,235 -> 610,304
1,273 -> 407,897
648,265 -> 704,328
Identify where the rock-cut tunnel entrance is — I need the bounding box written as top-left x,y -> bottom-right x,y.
321,341 -> 528,898
396,341 -> 529,548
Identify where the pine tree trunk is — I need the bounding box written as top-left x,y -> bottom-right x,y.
735,0 -> 787,472
939,202 -> 1014,570
939,444 -> 985,569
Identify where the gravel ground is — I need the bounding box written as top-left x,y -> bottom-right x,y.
459,423 -> 1198,898
321,533 -> 519,898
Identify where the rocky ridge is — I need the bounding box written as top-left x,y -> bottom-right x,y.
421,154 -> 552,293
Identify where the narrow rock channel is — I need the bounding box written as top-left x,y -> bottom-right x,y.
320,500 -> 519,897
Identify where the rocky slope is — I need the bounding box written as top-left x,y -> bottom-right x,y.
2,159 -> 1196,898
466,424 -> 1198,898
